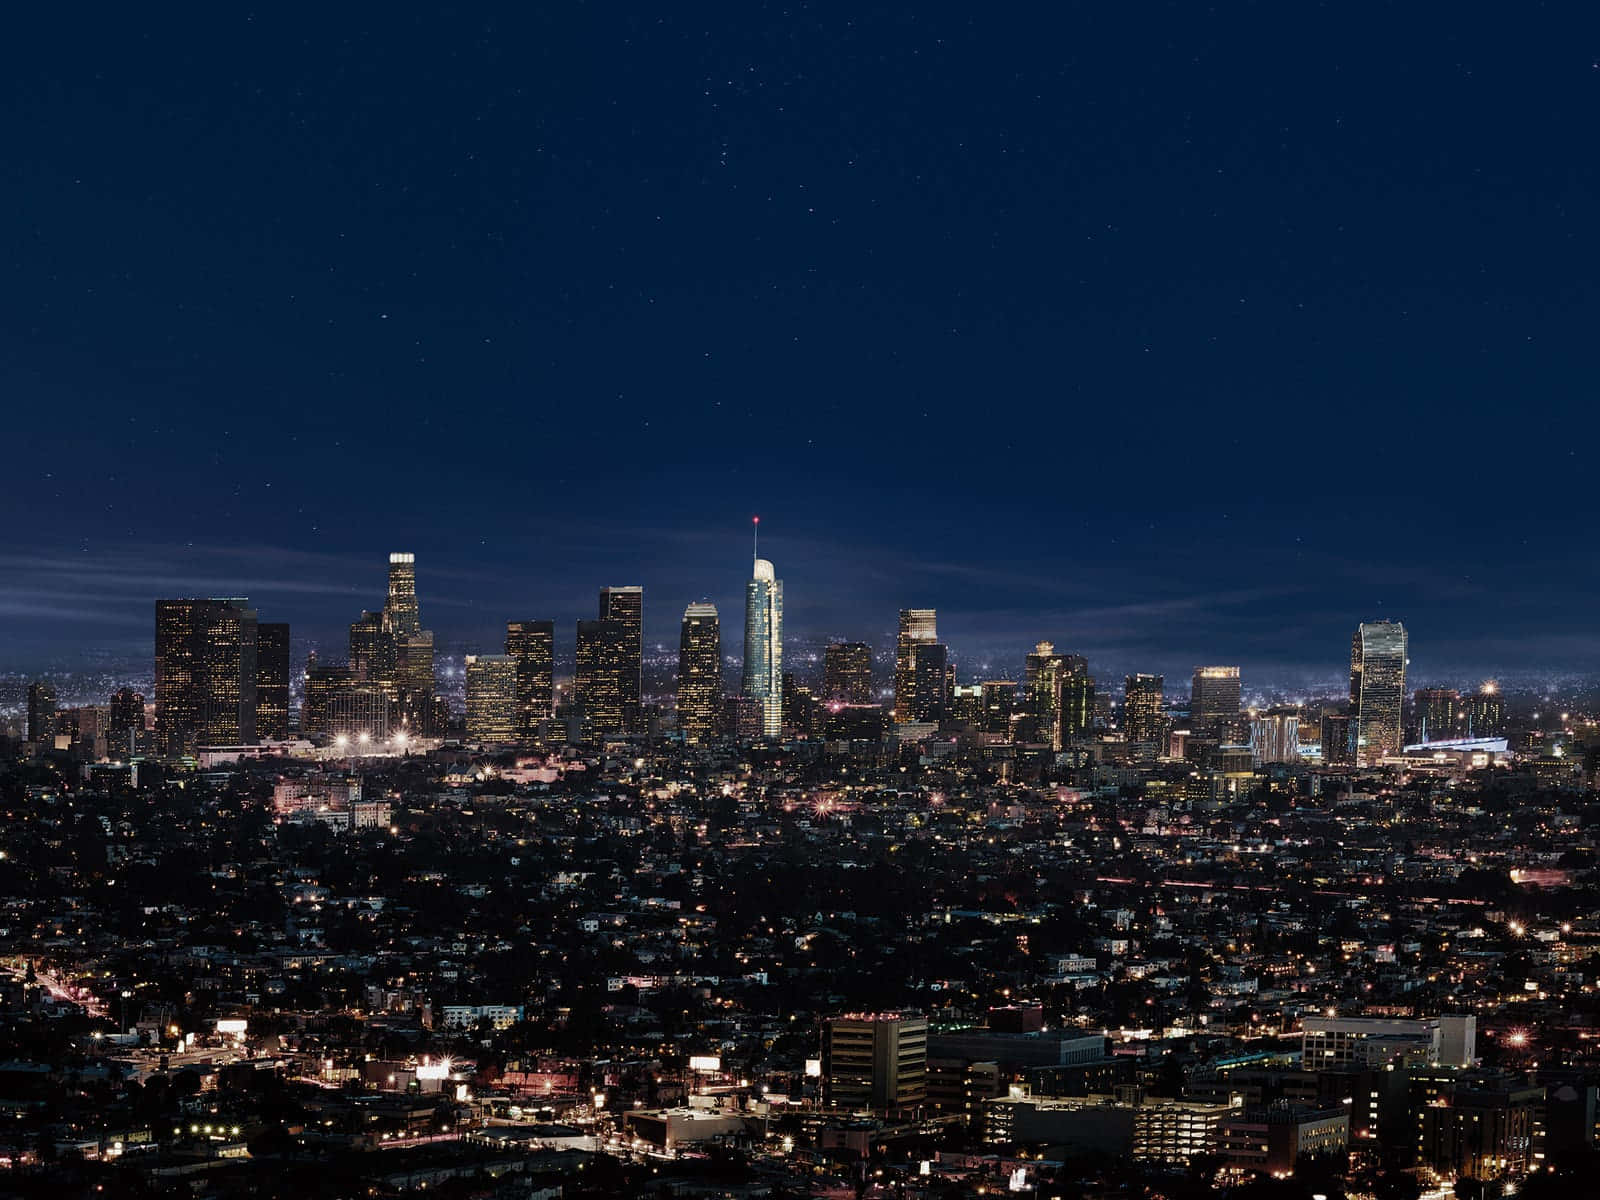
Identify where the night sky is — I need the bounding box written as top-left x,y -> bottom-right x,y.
6,5 -> 1600,684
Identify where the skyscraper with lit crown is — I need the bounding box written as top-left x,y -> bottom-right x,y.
742,520 -> 783,739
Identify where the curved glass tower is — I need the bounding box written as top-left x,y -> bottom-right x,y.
743,554 -> 783,739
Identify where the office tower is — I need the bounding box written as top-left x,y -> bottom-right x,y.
1467,682 -> 1505,737
980,680 -> 1018,734
823,641 -> 874,705
154,598 -> 258,754
822,1013 -> 929,1114
108,687 -> 145,738
906,640 -> 949,722
574,618 -> 630,736
598,586 -> 643,731
302,662 -> 353,737
782,672 -> 820,738
1123,673 -> 1166,747
1190,666 -> 1242,737
26,681 -> 56,744
255,622 -> 291,741
1057,674 -> 1095,743
348,610 -> 396,696
384,552 -> 421,636
894,609 -> 937,722
677,603 -> 722,744
1350,620 -> 1407,765
324,686 -> 391,742
505,620 -> 556,738
1251,706 -> 1301,764
1414,687 -> 1461,744
743,552 -> 783,739
377,554 -> 435,724
1321,712 -> 1355,766
1023,641 -> 1090,749
949,683 -> 984,726
464,654 -> 519,744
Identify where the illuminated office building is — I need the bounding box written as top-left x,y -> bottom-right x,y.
1251,705 -> 1300,764
1024,641 -> 1091,749
505,620 -> 555,738
1350,620 -> 1407,765
743,556 -> 783,739
822,1013 -> 928,1114
1122,673 -> 1166,748
598,586 -> 644,731
1413,687 -> 1461,744
154,598 -> 259,754
465,653 -> 519,744
1190,666 -> 1241,737
255,622 -> 291,740
385,552 -> 421,635
677,603 -> 722,744
575,618 -> 631,736
108,686 -> 145,739
894,609 -> 938,723
824,641 -> 874,705
26,681 -> 56,744
980,680 -> 1018,734
348,610 -> 396,697
1467,682 -> 1505,737
906,640 -> 949,722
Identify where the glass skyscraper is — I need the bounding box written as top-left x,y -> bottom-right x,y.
1350,620 -> 1407,765
743,557 -> 783,739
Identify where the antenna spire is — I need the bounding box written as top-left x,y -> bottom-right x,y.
753,515 -> 759,564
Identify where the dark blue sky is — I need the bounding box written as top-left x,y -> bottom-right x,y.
6,4 -> 1600,683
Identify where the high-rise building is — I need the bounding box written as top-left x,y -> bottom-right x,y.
1024,642 -> 1091,749
677,603 -> 722,744
108,686 -> 145,739
255,622 -> 291,741
1413,687 -> 1461,744
1467,682 -> 1505,737
742,533 -> 783,739
598,586 -> 644,731
464,654 -> 519,744
1058,674 -> 1095,744
1320,711 -> 1355,766
823,641 -> 874,705
1350,620 -> 1407,765
1123,673 -> 1166,748
1190,666 -> 1242,737
907,640 -> 949,722
301,661 -> 352,738
574,618 -> 630,736
980,680 -> 1018,735
822,1013 -> 929,1114
385,552 -> 421,636
348,610 -> 396,697
26,681 -> 56,744
1251,706 -> 1301,764
382,554 -> 435,725
505,620 -> 555,739
894,609 -> 938,723
154,598 -> 259,755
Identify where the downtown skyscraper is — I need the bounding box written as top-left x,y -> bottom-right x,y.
677,602 -> 722,743
598,586 -> 644,732
505,620 -> 555,739
743,532 -> 783,740
154,598 -> 259,755
893,609 -> 938,724
1350,619 -> 1407,765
